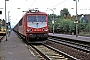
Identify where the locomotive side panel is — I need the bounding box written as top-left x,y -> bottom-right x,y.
18,18 -> 26,36
13,23 -> 19,32
24,15 -> 28,36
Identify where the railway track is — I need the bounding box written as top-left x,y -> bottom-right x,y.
28,44 -> 78,60
47,37 -> 90,60
48,37 -> 90,53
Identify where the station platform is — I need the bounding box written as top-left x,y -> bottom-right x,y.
49,33 -> 90,43
0,31 -> 37,60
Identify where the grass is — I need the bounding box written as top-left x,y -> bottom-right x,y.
79,32 -> 90,37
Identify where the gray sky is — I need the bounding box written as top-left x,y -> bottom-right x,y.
0,0 -> 90,28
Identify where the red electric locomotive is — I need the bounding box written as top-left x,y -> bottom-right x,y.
14,9 -> 48,43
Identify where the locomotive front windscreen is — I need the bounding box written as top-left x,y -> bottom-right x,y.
27,15 -> 46,22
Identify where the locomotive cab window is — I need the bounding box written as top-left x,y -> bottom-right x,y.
27,15 -> 46,22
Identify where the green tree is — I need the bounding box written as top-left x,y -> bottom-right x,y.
60,8 -> 71,18
85,23 -> 90,32
48,14 -> 53,32
54,18 -> 75,34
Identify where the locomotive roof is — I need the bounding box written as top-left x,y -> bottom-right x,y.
24,11 -> 47,15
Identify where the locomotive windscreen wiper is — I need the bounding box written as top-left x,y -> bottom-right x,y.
36,22 -> 38,28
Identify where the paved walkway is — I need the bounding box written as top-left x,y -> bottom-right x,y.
0,31 -> 36,60
49,33 -> 90,43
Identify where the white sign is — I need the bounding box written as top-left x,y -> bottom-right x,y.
52,20 -> 54,24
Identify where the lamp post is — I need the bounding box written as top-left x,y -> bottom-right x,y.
75,0 -> 78,37
5,0 -> 7,41
8,11 -> 11,36
73,0 -> 78,37
47,8 -> 55,34
8,11 -> 10,23
5,0 -> 9,40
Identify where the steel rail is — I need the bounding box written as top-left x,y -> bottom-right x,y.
42,43 -> 79,60
30,44 -> 51,60
48,38 -> 90,53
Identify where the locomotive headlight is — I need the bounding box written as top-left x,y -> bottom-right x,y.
43,28 -> 48,31
44,28 -> 48,31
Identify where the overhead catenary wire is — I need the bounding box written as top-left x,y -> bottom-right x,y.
25,0 -> 37,11
30,0 -> 37,7
26,0 -> 67,10
51,0 -> 67,8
